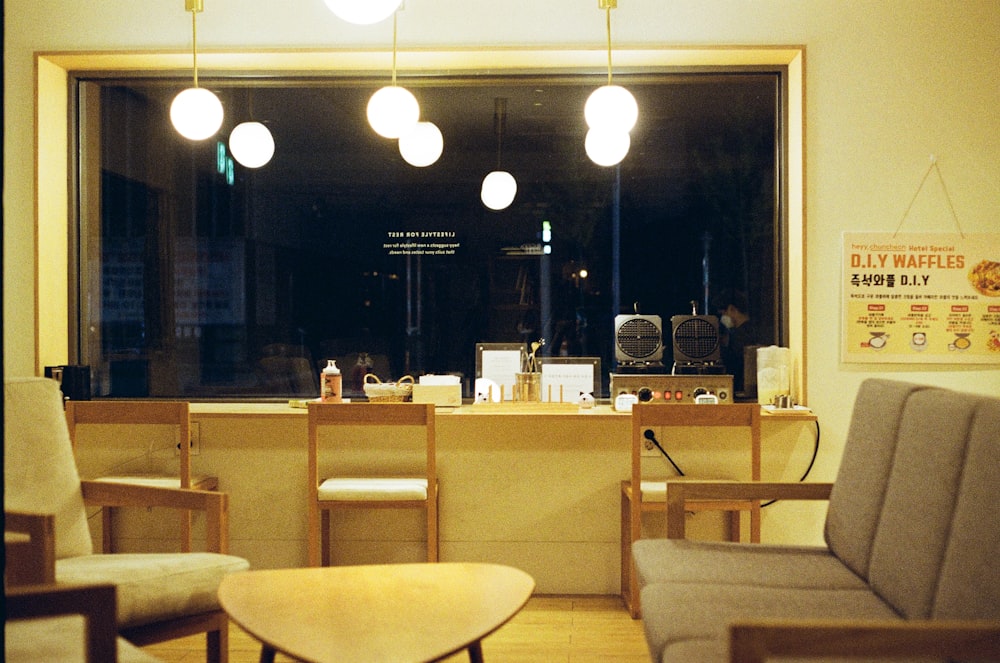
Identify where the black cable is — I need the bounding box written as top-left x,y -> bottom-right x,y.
761,419 -> 820,508
643,429 -> 685,476
643,420 -> 822,508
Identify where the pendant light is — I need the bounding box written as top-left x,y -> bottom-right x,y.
170,0 -> 224,141
323,0 -> 402,25
585,0 -> 637,167
399,121 -> 443,167
229,91 -> 275,168
367,9 -> 420,139
481,98 -> 517,211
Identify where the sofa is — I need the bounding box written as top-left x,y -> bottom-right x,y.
632,378 -> 1000,662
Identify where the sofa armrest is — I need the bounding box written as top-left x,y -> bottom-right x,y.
80,480 -> 230,553
5,511 -> 57,586
6,582 -> 119,663
666,481 -> 833,539
729,619 -> 1000,663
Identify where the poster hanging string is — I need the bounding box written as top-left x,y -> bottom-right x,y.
893,155 -> 965,238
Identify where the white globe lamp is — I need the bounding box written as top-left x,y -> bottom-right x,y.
398,121 -> 443,167
584,84 -> 638,133
229,121 -> 275,168
481,171 -> 517,211
367,86 -> 420,139
585,127 -> 631,167
171,87 -> 224,141
323,0 -> 402,25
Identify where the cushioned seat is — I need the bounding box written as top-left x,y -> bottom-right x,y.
57,552 -> 251,629
632,379 -> 1000,663
318,477 -> 429,501
5,377 -> 250,663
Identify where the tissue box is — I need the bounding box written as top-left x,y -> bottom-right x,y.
412,384 -> 462,407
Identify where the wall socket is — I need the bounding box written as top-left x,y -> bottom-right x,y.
176,422 -> 201,456
640,428 -> 660,457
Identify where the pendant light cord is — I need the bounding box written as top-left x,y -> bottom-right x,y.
605,6 -> 613,85
191,8 -> 200,88
391,11 -> 398,87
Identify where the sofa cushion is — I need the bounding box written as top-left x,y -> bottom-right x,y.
57,553 -> 250,629
639,582 -> 902,663
824,379 -> 925,582
4,377 -> 94,559
931,395 -> 1000,620
633,538 -> 867,590
867,388 -> 978,619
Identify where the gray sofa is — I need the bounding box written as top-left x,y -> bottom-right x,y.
632,378 -> 1000,663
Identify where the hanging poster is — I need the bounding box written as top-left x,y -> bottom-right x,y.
842,232 -> 1000,364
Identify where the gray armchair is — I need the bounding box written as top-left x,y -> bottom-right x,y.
4,377 -> 250,663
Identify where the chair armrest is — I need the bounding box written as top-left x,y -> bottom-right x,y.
4,511 -> 56,586
666,481 -> 833,539
80,480 -> 230,553
6,583 -> 118,663
729,619 -> 1000,663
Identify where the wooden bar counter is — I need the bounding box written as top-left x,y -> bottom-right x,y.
79,402 -> 820,594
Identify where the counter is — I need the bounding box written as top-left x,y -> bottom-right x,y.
77,403 -> 821,594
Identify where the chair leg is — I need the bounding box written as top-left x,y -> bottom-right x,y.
620,488 -> 640,619
102,507 -> 115,553
320,510 -> 331,567
181,509 -> 193,553
427,491 -> 439,563
207,622 -> 228,663
728,510 -> 742,542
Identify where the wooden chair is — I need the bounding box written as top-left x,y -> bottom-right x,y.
620,403 -> 761,618
307,402 -> 438,566
65,400 -> 218,552
5,377 -> 249,663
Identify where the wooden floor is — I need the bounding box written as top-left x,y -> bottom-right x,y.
140,595 -> 651,663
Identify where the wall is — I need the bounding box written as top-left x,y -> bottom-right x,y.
5,0 -> 1000,532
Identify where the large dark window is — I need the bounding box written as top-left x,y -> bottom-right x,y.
76,71 -> 783,398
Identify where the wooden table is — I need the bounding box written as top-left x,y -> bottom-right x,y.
218,563 -> 535,663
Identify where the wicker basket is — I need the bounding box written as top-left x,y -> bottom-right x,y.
363,374 -> 415,402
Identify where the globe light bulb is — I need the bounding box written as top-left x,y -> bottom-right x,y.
584,84 -> 638,133
398,121 -> 443,167
323,0 -> 403,25
170,87 -> 224,141
481,171 -> 517,211
585,127 -> 631,167
229,121 -> 275,168
367,86 -> 420,139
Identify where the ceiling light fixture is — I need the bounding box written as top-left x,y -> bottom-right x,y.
170,0 -> 224,141
229,89 -> 275,168
323,0 -> 403,25
399,121 -> 444,167
367,9 -> 420,139
481,98 -> 517,211
584,0 -> 637,167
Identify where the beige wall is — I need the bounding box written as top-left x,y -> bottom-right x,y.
5,0 -> 1000,505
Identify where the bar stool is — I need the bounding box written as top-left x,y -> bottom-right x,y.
65,400 -> 217,553
620,403 -> 761,618
307,402 -> 438,566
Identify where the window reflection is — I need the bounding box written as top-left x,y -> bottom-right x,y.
81,72 -> 781,398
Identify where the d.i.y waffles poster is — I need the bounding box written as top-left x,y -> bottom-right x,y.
842,232 -> 1000,364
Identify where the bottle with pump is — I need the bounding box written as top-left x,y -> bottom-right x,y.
321,359 -> 342,403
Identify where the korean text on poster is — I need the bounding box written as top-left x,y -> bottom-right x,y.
842,232 -> 1000,364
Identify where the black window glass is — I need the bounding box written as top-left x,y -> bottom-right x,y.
78,71 -> 782,399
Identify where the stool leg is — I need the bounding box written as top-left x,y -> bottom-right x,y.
467,640 -> 484,663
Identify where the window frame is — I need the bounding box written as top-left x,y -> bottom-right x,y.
35,46 -> 806,401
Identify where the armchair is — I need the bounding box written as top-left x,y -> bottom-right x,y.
4,377 -> 250,663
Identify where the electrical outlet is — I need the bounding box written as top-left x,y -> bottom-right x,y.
176,422 -> 201,456
640,428 -> 660,457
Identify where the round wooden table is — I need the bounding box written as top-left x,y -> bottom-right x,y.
218,562 -> 535,663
